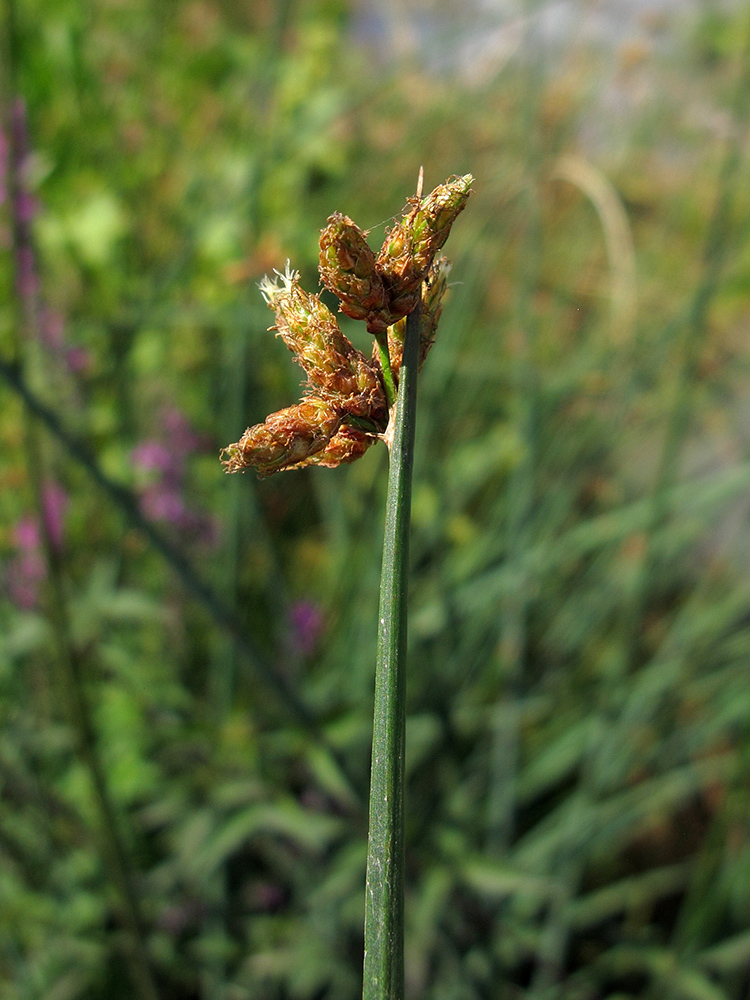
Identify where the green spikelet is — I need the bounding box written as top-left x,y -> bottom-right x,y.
319,213 -> 389,333
377,174 -> 472,321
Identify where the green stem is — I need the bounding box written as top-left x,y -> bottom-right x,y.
362,303 -> 421,1000
375,331 -> 398,409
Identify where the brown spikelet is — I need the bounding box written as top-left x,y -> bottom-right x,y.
319,213 -> 389,333
304,424 -> 376,469
376,256 -> 453,383
376,174 -> 472,322
260,263 -> 384,405
220,397 -> 342,477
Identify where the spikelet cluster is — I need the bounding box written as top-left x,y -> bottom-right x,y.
221,174 -> 473,477
220,265 -> 386,477
320,174 -> 472,334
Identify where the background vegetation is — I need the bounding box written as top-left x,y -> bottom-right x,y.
2,1 -> 750,997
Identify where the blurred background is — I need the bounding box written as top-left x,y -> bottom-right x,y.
2,0 -> 750,997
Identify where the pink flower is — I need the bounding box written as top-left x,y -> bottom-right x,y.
7,552 -> 46,610
0,126 -> 7,206
131,440 -> 172,472
13,515 -> 40,551
140,485 -> 185,523
6,484 -> 67,609
288,601 -> 324,656
42,482 -> 68,550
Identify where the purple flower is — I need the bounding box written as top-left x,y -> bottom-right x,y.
12,483 -> 67,552
6,482 -> 67,609
162,407 -> 200,457
130,411 -> 216,547
13,515 -> 40,551
0,125 -> 7,206
16,243 -> 39,301
64,345 -> 91,374
42,482 -> 68,550
16,189 -> 37,225
7,99 -> 40,315
7,551 -> 46,610
288,601 -> 324,657
131,440 -> 172,473
35,311 -> 91,374
140,484 -> 185,524
40,308 -> 64,348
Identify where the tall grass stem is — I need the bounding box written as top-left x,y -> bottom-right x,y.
362,303 -> 421,1000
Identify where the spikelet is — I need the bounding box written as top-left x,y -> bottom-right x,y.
319,213 -> 389,334
376,174 -> 472,322
380,256 -> 452,381
305,424 -> 376,469
260,263 -> 384,410
416,254 -> 451,366
220,397 -> 342,477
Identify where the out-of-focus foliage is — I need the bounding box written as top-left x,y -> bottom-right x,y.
2,1 -> 750,998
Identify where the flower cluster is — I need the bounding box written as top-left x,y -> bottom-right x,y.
221,174 -> 473,477
5,483 -> 68,610
132,408 -> 217,545
1,100 -> 91,374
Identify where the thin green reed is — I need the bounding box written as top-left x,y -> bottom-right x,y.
660,15 -> 750,966
528,21 -> 750,997
210,0 -> 299,730
485,0 -> 546,855
211,314 -> 248,723
1,3 -> 160,996
362,303 -> 420,1000
485,177 -> 544,855
621,17 -> 750,678
221,174 -> 472,999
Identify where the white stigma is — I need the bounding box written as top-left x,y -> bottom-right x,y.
259,259 -> 299,307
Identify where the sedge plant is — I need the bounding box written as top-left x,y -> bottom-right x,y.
221,171 -> 473,999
